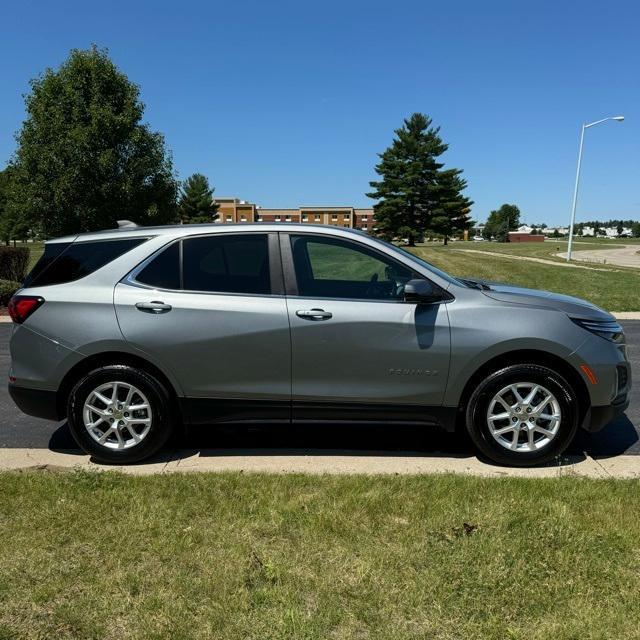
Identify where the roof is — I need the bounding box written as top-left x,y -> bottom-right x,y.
48,222 -> 368,244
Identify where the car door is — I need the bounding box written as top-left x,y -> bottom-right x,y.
281,232 -> 451,422
114,232 -> 291,424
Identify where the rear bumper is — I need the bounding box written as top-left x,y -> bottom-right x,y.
8,384 -> 61,421
582,394 -> 630,433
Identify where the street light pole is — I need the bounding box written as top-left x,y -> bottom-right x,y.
566,116 -> 624,262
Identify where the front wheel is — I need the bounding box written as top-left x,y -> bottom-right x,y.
465,364 -> 579,466
67,365 -> 174,464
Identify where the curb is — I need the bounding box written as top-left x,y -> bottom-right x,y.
0,448 -> 638,478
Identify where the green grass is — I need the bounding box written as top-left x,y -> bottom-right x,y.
410,244 -> 640,311
1,471 -> 640,639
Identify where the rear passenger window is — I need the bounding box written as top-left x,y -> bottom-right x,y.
24,238 -> 147,287
136,242 -> 180,290
183,234 -> 270,294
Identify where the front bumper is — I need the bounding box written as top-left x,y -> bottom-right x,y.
8,384 -> 62,421
582,394 -> 630,433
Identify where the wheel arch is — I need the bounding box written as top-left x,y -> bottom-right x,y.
455,349 -> 590,428
56,351 -> 182,421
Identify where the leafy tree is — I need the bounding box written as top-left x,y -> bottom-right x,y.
616,223 -> 624,236
632,222 -> 640,238
429,170 -> 473,245
367,113 -> 471,246
483,204 -> 521,242
178,174 -> 219,224
0,166 -> 30,245
8,45 -> 178,238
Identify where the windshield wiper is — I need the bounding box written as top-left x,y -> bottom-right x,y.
459,278 -> 491,291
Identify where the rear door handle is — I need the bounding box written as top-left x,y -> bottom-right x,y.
135,301 -> 172,314
296,308 -> 332,321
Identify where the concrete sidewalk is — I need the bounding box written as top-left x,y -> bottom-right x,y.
1,447 -> 639,478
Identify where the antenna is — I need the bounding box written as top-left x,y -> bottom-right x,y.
117,220 -> 138,229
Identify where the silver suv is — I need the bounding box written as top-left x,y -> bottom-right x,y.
8,223 -> 631,466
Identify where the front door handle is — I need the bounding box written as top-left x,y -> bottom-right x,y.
135,301 -> 172,314
296,308 -> 332,321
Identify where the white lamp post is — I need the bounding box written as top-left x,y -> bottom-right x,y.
566,115 -> 624,261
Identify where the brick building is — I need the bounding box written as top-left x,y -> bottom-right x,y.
214,197 -> 375,232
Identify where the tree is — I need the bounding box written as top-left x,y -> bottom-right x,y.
616,223 -> 624,236
367,113 -> 471,246
178,174 -> 219,224
428,169 -> 473,245
8,45 -> 178,238
632,222 -> 640,238
0,166 -> 30,245
483,204 -> 521,242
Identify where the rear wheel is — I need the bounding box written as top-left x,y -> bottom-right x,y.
67,365 -> 174,464
465,364 -> 579,466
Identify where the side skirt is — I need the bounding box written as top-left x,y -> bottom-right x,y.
181,398 -> 458,432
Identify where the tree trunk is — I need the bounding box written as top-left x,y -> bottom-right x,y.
443,236 -> 449,246
407,237 -> 415,247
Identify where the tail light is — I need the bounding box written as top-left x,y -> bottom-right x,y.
7,295 -> 45,324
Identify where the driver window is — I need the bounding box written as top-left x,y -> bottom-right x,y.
290,235 -> 415,300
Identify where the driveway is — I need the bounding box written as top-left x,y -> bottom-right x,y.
557,244 -> 640,268
0,322 -> 638,470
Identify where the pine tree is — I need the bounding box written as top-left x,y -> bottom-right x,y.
429,169 -> 473,245
367,113 -> 471,246
178,174 -> 219,224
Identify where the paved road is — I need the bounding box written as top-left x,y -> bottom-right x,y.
557,244 -> 640,268
1,323 -> 638,459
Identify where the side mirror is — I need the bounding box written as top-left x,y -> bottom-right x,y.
403,279 -> 442,304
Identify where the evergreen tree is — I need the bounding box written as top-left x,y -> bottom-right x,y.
9,45 -> 177,237
429,169 -> 473,245
367,113 -> 471,246
178,174 -> 219,224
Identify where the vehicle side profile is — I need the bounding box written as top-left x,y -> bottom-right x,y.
8,223 -> 631,466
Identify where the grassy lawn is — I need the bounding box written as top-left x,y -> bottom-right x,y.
1,471 -> 640,639
410,244 -> 640,311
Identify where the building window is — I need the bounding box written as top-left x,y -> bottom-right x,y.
240,215 -> 247,222
362,217 -> 368,222
257,216 -> 263,222
302,215 -> 308,222
343,213 -> 349,219
315,215 -> 321,222
275,217 -> 281,222
226,215 -> 232,222
286,216 -> 292,222
343,224 -> 349,228
332,215 -> 338,221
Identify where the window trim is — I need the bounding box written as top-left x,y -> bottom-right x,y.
124,231 -> 284,297
279,231 -> 445,303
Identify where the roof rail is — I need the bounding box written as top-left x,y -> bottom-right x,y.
117,220 -> 138,229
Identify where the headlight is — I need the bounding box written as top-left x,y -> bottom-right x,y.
571,318 -> 624,343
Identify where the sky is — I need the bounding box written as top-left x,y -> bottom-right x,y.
1,0 -> 638,225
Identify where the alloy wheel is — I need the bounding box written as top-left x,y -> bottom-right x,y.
486,382 -> 562,453
82,381 -> 153,450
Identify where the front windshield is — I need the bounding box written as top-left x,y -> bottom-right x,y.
373,238 -> 462,287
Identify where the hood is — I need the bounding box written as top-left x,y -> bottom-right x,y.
465,278 -> 614,321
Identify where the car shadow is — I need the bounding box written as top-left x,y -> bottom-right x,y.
45,417 -> 640,466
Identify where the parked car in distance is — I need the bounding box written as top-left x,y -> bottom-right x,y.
472,235 -> 485,241
8,223 -> 630,466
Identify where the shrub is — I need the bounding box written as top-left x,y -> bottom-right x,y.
0,246 -> 29,282
0,279 -> 21,305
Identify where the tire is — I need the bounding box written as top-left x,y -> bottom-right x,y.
465,364 -> 579,467
67,364 -> 174,464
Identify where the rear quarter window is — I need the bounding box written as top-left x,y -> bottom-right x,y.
23,238 -> 147,287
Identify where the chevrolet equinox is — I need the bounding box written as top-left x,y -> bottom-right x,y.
8,223 -> 631,466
